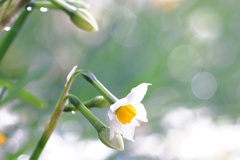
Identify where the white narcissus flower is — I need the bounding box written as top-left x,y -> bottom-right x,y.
108,83 -> 151,141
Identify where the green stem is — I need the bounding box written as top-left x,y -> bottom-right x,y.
0,6 -> 31,62
67,94 -> 107,132
80,70 -> 118,104
92,79 -> 118,104
31,0 -> 89,9
31,1 -> 56,9
50,0 -> 76,15
63,95 -> 110,112
29,71 -> 80,160
67,94 -> 124,151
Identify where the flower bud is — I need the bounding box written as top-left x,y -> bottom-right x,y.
64,96 -> 110,112
85,96 -> 110,109
98,127 -> 124,151
70,8 -> 98,32
80,70 -> 97,84
50,0 -> 98,32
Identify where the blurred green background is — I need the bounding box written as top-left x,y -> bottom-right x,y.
1,0 -> 240,159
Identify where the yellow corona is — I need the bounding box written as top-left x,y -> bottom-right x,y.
116,105 -> 136,124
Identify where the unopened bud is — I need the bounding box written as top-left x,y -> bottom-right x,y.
98,127 -> 124,151
85,96 -> 110,109
50,0 -> 98,32
64,96 -> 110,112
70,8 -> 98,32
80,70 -> 97,84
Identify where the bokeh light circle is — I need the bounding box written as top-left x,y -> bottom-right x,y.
168,45 -> 203,81
189,7 -> 222,39
191,72 -> 217,100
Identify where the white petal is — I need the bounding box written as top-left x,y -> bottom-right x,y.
120,120 -> 140,141
108,83 -> 151,141
110,98 -> 128,112
109,124 -> 114,140
125,83 -> 151,104
108,109 -> 114,121
109,115 -> 117,139
109,115 -> 122,139
134,103 -> 148,122
109,113 -> 140,141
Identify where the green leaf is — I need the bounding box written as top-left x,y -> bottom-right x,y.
0,79 -> 47,109
0,62 -> 51,108
19,90 -> 47,109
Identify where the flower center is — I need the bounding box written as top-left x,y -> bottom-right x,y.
116,104 -> 136,124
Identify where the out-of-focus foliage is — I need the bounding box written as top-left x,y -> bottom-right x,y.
1,0 -> 240,159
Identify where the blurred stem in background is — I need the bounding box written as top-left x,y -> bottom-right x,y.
0,4 -> 31,62
0,0 -> 97,63
0,0 -> 12,22
0,0 -> 31,31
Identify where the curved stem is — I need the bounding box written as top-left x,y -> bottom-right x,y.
80,70 -> 118,104
30,68 -> 117,159
67,94 -> 107,131
29,71 -> 80,160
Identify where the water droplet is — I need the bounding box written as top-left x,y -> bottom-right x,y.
4,27 -> 11,31
17,154 -> 29,160
71,111 -> 75,114
27,6 -> 32,11
40,7 -> 48,12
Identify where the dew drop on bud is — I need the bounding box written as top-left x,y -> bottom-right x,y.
27,6 -> 32,11
40,7 -> 48,12
4,27 -> 11,31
